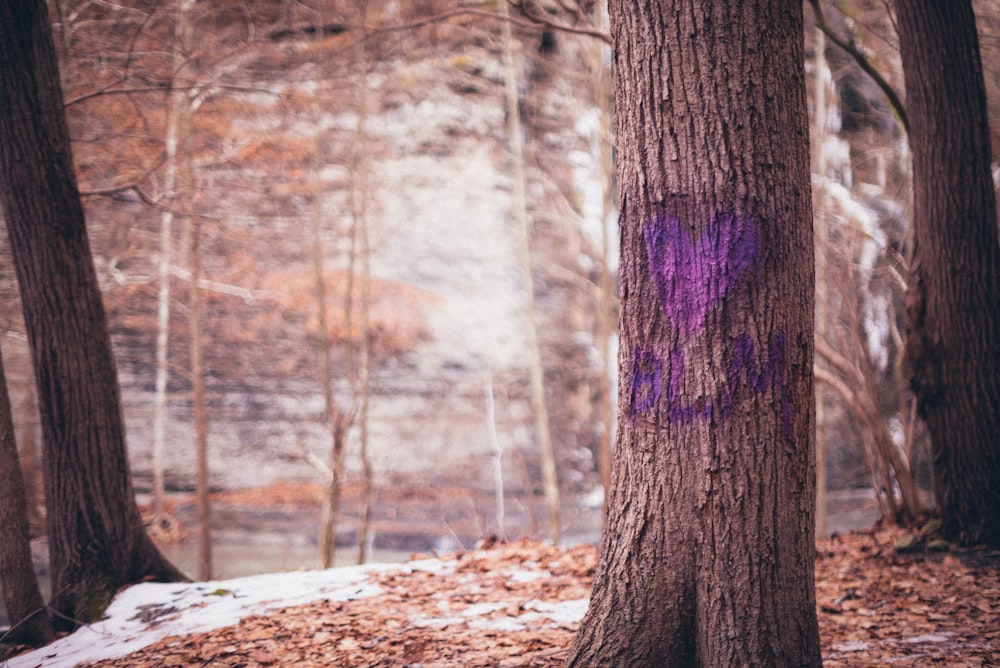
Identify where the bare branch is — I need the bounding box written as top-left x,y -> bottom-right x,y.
815,336 -> 865,389
365,4 -> 611,44
814,365 -> 860,410
806,0 -> 909,133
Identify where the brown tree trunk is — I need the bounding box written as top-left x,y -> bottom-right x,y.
0,345 -> 53,646
0,0 -> 184,629
566,1 -> 821,665
895,0 -> 1000,547
19,386 -> 42,526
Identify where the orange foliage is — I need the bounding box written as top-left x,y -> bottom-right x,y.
257,267 -> 439,356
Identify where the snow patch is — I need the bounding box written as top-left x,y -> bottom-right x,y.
903,633 -> 952,644
6,561 -> 449,668
522,598 -> 590,626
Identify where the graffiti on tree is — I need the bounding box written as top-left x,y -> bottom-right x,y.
629,212 -> 794,438
643,212 -> 759,333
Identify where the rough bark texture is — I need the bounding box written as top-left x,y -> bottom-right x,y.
0,0 -> 185,629
895,0 -> 1000,548
0,346 -> 53,646
566,2 -> 822,665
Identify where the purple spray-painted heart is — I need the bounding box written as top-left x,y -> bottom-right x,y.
643,212 -> 759,334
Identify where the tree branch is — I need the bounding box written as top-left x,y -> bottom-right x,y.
815,336 -> 866,390
366,4 -> 611,44
806,0 -> 909,133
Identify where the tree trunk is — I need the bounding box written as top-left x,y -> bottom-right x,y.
19,386 -> 42,527
590,0 -> 616,511
499,0 -> 561,544
567,1 -> 821,665
188,220 -> 212,581
895,0 -> 1000,547
352,3 -> 374,565
311,98 -> 349,570
152,0 -> 196,526
812,23 -> 830,539
0,0 -> 184,628
0,345 -> 53,646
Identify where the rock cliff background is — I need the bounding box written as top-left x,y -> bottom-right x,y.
1,0 -> 999,569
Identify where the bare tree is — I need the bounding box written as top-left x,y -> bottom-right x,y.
151,0 -> 196,527
806,1 -> 927,529
187,214 -> 212,580
588,0 -> 616,511
350,7 -> 375,564
812,23 -> 830,538
814,277 -> 924,521
312,116 -> 351,570
499,0 -> 561,544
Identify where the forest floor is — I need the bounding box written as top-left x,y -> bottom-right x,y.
7,524 -> 996,667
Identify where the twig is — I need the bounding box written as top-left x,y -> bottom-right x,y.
365,4 -> 611,44
806,0 -> 909,133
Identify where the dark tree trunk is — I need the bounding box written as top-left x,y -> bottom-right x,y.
0,345 -> 53,647
0,0 -> 185,629
566,1 -> 822,665
895,0 -> 1000,547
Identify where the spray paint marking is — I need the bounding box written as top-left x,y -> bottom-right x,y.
630,212 -> 794,439
643,212 -> 758,333
628,334 -> 792,437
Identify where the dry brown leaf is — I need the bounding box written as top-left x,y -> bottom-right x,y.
60,533 -> 1000,667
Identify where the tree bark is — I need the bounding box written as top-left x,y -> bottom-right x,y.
0,0 -> 184,628
895,0 -> 1000,547
0,345 -> 53,646
567,1 -> 821,665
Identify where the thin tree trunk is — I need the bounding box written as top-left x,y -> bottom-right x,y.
19,386 -> 41,526
168,0 -> 209,579
895,0 -> 1000,547
353,3 -> 374,565
591,0 -> 616,513
355,208 -> 373,566
0,345 -> 53,646
312,139 -> 345,569
152,0 -> 195,526
499,0 -> 560,544
318,417 -> 348,568
309,18 -> 352,564
486,374 -> 506,541
188,218 -> 212,581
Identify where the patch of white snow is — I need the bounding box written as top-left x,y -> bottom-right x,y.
7,560 -> 454,668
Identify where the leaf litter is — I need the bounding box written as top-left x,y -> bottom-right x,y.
5,529 -> 997,667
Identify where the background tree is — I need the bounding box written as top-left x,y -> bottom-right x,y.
347,3 -> 376,564
567,0 -> 821,664
151,0 -> 196,528
0,0 -> 183,627
894,0 -> 1000,547
500,0 -> 561,544
0,343 -> 53,646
